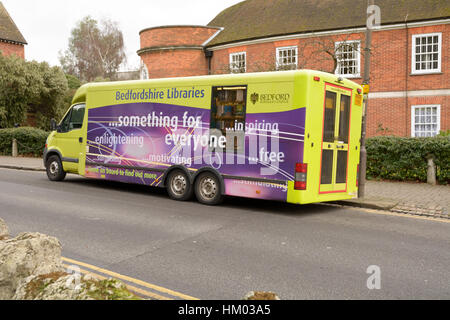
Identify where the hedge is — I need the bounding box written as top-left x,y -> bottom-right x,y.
366,136 -> 450,184
0,127 -> 49,157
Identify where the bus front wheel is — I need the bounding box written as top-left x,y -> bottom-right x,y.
46,155 -> 66,181
194,172 -> 223,206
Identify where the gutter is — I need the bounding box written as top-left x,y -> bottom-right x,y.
202,27 -> 224,47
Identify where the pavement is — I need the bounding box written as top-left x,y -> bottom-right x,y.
0,155 -> 448,219
338,181 -> 449,219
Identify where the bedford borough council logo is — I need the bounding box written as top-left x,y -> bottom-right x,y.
251,93 -> 259,105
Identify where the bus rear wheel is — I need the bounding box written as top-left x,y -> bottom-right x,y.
194,172 -> 223,206
166,170 -> 193,201
46,155 -> 66,181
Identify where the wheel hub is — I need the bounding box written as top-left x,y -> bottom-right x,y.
201,178 -> 217,199
172,175 -> 187,195
49,161 -> 59,175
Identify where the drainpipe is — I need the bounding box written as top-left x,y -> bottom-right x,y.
204,49 -> 213,75
405,14 -> 409,137
358,0 -> 374,199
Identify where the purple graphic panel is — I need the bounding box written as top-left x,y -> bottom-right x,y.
85,103 -> 305,202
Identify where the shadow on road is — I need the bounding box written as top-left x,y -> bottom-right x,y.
62,175 -> 341,218
222,195 -> 341,217
63,175 -> 167,197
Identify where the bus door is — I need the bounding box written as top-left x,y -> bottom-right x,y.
56,103 -> 86,173
319,84 -> 352,194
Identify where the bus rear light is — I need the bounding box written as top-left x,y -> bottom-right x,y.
295,181 -> 307,190
295,163 -> 307,190
314,77 -> 321,82
296,163 -> 307,173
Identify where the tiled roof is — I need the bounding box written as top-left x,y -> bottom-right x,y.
0,2 -> 27,44
207,0 -> 450,46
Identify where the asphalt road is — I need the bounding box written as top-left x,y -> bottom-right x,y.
1,168 -> 449,300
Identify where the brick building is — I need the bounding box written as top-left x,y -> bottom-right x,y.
0,2 -> 26,59
138,0 -> 449,137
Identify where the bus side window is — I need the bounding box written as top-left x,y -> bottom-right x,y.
210,86 -> 247,152
69,104 -> 86,130
59,104 -> 85,133
59,109 -> 72,133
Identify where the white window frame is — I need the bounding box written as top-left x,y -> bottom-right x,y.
335,40 -> 361,78
229,52 -> 246,73
411,104 -> 441,137
276,46 -> 298,70
411,33 -> 442,75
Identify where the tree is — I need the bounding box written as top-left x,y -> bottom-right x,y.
0,53 -> 37,127
63,73 -> 81,106
66,73 -> 81,90
0,53 -> 68,129
27,61 -> 69,129
59,16 -> 126,82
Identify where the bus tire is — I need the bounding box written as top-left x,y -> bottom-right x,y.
194,172 -> 223,206
166,170 -> 193,201
46,155 -> 66,181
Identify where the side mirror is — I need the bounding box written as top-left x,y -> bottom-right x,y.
50,119 -> 57,131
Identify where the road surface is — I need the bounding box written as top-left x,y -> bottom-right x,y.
1,168 -> 449,299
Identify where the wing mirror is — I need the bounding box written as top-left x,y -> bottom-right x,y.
51,119 -> 62,132
50,119 -> 57,131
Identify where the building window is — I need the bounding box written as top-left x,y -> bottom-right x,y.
411,105 -> 440,137
335,41 -> 361,78
412,33 -> 442,74
229,52 -> 246,73
276,46 -> 298,70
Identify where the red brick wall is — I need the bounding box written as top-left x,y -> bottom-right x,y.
367,98 -> 407,137
141,49 -> 209,79
209,23 -> 449,137
369,24 -> 449,92
139,26 -> 219,79
139,23 -> 448,136
367,95 -> 449,137
211,34 -> 364,75
140,26 -> 218,48
407,95 -> 449,136
0,41 -> 24,59
210,24 -> 448,90
367,24 -> 449,136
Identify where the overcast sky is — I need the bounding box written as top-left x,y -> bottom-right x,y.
3,0 -> 243,70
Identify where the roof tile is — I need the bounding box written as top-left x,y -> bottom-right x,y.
207,0 -> 450,46
0,1 -> 27,44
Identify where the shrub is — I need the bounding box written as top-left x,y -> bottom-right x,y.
0,54 -> 68,130
0,127 -> 49,157
366,136 -> 450,184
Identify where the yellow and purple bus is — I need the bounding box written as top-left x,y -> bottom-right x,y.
44,70 -> 363,205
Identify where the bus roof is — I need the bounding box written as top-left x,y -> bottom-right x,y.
71,70 -> 361,105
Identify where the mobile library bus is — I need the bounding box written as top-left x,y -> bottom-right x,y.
44,70 -> 363,205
